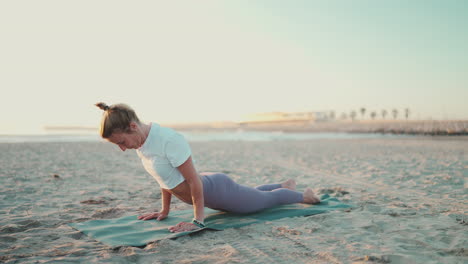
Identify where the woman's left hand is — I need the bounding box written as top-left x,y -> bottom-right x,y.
168,222 -> 201,233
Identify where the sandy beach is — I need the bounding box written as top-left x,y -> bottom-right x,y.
0,136 -> 467,263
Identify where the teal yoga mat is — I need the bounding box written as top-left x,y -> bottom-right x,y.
69,194 -> 351,247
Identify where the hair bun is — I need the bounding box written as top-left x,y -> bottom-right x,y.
95,102 -> 110,111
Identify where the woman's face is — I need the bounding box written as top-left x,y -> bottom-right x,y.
106,123 -> 145,151
107,132 -> 143,151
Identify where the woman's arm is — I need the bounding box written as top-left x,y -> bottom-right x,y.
178,156 -> 204,221
137,188 -> 172,221
160,188 -> 172,214
168,156 -> 205,233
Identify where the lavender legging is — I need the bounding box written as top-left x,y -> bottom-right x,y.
201,173 -> 303,213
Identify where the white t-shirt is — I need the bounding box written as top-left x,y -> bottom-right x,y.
136,123 -> 191,189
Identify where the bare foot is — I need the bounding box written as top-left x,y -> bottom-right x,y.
281,179 -> 296,190
303,188 -> 320,204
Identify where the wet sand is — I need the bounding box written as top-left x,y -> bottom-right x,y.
0,137 -> 467,263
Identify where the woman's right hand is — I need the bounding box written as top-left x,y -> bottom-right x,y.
137,211 -> 168,221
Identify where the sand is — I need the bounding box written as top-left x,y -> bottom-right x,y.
0,137 -> 467,263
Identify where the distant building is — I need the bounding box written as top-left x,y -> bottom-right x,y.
238,111 -> 329,126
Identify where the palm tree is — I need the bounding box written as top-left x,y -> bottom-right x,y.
404,108 -> 410,120
381,109 -> 388,119
350,110 -> 357,121
370,111 -> 377,120
360,107 -> 366,120
340,112 -> 348,120
392,109 -> 398,120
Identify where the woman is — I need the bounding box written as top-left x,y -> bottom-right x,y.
95,102 -> 320,233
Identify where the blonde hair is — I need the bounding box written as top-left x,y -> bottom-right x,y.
95,102 -> 141,138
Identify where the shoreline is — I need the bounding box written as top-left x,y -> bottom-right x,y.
170,120 -> 468,136
5,120 -> 467,138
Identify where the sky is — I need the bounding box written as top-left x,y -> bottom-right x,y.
1,0 -> 467,134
